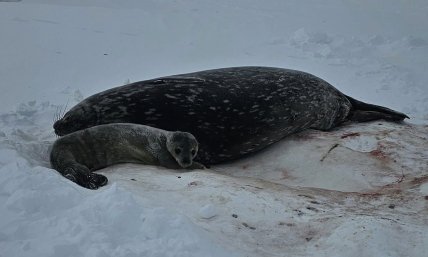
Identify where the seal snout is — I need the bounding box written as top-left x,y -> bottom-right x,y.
53,120 -> 64,136
53,119 -> 72,136
181,157 -> 191,167
166,131 -> 199,169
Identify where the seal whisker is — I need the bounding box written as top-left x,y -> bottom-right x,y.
53,105 -> 60,123
57,106 -> 62,122
53,106 -> 57,122
57,106 -> 61,121
60,99 -> 70,120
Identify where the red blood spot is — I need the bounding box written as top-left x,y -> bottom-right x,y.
370,149 -> 387,159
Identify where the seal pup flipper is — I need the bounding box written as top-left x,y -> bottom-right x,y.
62,164 -> 108,190
50,146 -> 108,189
345,95 -> 409,122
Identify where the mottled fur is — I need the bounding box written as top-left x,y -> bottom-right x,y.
54,67 -> 408,164
50,123 -> 203,189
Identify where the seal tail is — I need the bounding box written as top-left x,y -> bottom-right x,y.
345,95 -> 409,122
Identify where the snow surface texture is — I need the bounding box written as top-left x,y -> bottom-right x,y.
0,1 -> 427,257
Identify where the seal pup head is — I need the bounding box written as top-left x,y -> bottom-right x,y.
166,131 -> 199,168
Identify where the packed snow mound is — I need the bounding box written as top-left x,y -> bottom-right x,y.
0,103 -> 241,257
1,101 -> 427,257
0,166 -> 239,257
217,121 -> 428,193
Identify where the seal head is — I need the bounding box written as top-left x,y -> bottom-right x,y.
54,104 -> 96,136
167,132 -> 199,168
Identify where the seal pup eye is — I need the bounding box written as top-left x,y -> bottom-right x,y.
191,149 -> 196,156
175,148 -> 181,154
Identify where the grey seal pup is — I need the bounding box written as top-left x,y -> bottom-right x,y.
50,123 -> 204,189
53,66 -> 408,164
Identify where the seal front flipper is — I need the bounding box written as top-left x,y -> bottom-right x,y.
62,165 -> 108,190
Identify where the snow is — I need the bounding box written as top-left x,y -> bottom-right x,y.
0,0 -> 427,256
0,164 -> 237,257
198,204 -> 218,220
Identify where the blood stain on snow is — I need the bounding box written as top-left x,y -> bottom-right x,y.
410,175 -> 428,186
188,181 -> 199,186
369,149 -> 388,159
280,168 -> 292,180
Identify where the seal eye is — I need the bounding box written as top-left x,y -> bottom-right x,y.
191,149 -> 196,156
175,148 -> 181,155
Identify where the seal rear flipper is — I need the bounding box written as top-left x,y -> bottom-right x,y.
62,165 -> 108,190
345,95 -> 409,122
348,110 -> 406,122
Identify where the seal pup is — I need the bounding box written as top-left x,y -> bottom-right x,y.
50,123 -> 204,189
53,66 -> 408,165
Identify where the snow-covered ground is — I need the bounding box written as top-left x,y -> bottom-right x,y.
0,1 -> 427,256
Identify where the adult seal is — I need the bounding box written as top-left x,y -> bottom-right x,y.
53,66 -> 408,165
50,123 -> 204,189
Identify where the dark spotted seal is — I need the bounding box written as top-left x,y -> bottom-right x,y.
50,123 -> 204,189
53,66 -> 408,165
